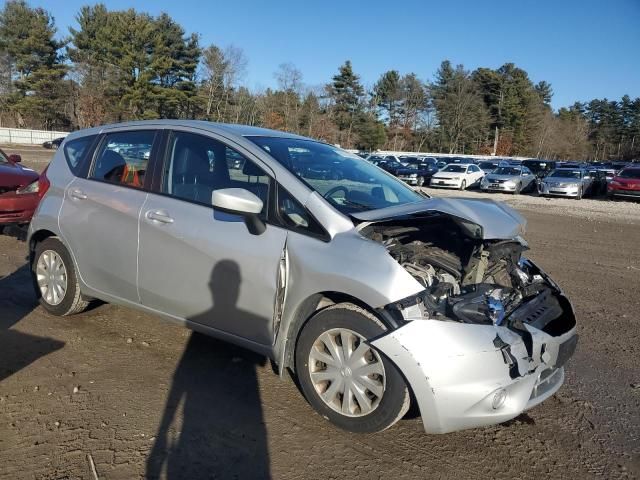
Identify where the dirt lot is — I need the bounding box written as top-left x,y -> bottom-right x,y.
1,146 -> 639,479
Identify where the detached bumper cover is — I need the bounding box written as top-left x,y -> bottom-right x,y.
373,319 -> 576,433
372,263 -> 577,435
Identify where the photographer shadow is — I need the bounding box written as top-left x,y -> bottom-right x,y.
0,263 -> 64,382
146,260 -> 271,479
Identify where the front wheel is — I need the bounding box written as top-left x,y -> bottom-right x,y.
416,176 -> 425,187
32,237 -> 89,316
576,187 -> 583,200
459,179 -> 467,190
295,303 -> 410,433
514,182 -> 522,194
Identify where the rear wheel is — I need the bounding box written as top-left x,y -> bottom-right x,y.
32,237 -> 89,316
295,303 -> 410,433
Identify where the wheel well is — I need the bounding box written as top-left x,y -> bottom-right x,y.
281,291 -> 402,374
29,229 -> 57,262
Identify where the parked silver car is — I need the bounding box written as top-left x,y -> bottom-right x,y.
28,121 -> 577,434
480,166 -> 536,194
538,168 -> 592,199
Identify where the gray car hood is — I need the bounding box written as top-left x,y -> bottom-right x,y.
352,197 -> 526,240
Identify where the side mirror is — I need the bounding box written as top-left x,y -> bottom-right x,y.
212,188 -> 266,235
8,154 -> 21,163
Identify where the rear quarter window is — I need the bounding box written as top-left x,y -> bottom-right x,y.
63,135 -> 96,176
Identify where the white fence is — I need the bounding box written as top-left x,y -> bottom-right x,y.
0,127 -> 69,145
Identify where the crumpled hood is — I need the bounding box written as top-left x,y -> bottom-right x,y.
352,197 -> 526,240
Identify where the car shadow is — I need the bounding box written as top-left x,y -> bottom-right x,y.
146,260 -> 271,479
0,263 -> 65,382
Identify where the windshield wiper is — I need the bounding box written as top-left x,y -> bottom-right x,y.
340,199 -> 371,210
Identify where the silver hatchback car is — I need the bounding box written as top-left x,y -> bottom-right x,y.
28,121 -> 577,434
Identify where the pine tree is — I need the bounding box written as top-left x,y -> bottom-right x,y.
0,0 -> 68,129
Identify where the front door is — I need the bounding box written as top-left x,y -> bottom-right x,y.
138,130 -> 287,346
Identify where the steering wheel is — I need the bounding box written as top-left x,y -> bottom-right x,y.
323,185 -> 349,200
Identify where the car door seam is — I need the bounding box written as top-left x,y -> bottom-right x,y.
136,193 -> 149,304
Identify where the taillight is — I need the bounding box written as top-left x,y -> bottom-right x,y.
38,165 -> 51,199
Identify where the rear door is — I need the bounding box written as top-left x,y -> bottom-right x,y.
137,129 -> 288,346
59,129 -> 159,303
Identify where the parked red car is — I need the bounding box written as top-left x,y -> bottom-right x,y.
0,147 -> 44,228
608,167 -> 640,200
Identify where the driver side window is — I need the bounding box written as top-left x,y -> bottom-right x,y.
161,131 -> 270,217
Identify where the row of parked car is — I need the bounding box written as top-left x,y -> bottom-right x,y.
363,154 -> 640,201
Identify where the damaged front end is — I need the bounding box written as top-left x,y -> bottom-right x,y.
357,206 -> 577,433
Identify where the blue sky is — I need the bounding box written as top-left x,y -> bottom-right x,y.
27,0 -> 640,109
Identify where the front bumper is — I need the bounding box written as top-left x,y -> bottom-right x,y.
398,175 -> 419,185
608,188 -> 640,199
430,178 -> 462,189
481,182 -> 517,192
372,263 -> 577,434
0,193 -> 39,225
538,184 -> 580,197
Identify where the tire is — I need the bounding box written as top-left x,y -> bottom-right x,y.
576,187 -> 583,200
295,303 -> 410,433
32,237 -> 89,316
416,176 -> 425,187
459,180 -> 467,191
514,182 -> 522,194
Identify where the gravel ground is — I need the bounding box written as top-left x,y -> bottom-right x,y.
1,146 -> 639,479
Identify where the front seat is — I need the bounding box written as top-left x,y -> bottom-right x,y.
172,142 -> 213,204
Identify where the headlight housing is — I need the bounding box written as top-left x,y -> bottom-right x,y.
16,180 -> 39,195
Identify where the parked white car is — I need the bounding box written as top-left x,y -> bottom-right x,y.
429,164 -> 485,190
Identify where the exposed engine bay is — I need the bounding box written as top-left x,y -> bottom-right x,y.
360,214 -> 575,335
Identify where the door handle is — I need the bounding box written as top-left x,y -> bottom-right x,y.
69,188 -> 87,200
145,210 -> 174,224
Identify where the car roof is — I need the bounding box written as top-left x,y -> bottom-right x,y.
65,120 -> 310,142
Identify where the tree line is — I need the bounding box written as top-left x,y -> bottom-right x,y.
1,0 -> 638,160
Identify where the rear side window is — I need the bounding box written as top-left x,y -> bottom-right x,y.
63,136 -> 95,176
90,131 -> 155,188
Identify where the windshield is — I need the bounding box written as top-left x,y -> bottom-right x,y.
549,169 -> 582,179
247,137 -> 423,214
493,167 -> 521,176
619,169 -> 640,179
442,165 -> 467,173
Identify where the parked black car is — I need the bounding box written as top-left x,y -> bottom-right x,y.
42,137 -> 65,149
586,169 -> 608,195
522,159 -> 557,179
396,157 -> 439,186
